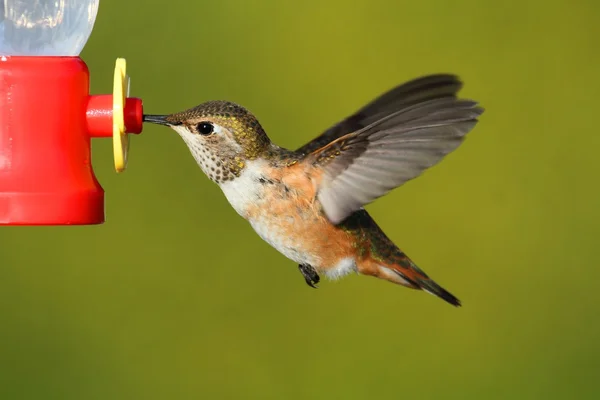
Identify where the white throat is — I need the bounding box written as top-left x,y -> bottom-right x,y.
218,159 -> 269,218
173,125 -> 241,183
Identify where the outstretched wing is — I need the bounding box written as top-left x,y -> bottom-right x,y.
296,74 -> 464,154
307,94 -> 483,225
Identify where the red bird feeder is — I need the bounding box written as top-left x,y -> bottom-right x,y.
0,1 -> 145,225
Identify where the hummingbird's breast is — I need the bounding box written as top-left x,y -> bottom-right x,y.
218,159 -> 359,273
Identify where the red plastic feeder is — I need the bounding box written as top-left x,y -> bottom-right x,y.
0,57 -> 143,225
0,2 -> 144,225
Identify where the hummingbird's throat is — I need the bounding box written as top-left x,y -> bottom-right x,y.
175,128 -> 244,184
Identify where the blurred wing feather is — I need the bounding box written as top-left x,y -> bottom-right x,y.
297,74 -> 463,154
309,96 -> 483,224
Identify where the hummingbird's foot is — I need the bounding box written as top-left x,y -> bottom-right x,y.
298,264 -> 320,289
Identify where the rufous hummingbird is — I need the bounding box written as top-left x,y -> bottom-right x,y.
144,74 -> 483,306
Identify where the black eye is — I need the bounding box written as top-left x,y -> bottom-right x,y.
196,122 -> 214,135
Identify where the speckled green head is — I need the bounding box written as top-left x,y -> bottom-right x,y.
144,101 -> 272,183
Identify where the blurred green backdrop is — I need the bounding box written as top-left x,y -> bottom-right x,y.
1,0 -> 599,399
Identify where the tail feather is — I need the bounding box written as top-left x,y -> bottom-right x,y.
346,209 -> 461,306
365,258 -> 462,307
414,277 -> 461,307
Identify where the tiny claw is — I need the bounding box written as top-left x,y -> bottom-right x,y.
305,277 -> 319,289
298,264 -> 320,289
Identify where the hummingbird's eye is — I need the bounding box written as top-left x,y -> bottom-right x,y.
196,122 -> 214,135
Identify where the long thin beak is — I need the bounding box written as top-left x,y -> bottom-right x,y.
143,114 -> 170,126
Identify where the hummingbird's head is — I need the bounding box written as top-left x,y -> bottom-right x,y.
144,101 -> 271,183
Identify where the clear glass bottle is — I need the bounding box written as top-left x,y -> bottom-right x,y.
0,0 -> 100,56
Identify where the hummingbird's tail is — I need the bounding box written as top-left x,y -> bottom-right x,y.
411,273 -> 461,307
345,209 -> 460,306
360,253 -> 461,307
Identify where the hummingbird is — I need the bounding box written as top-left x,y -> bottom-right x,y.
144,74 -> 483,307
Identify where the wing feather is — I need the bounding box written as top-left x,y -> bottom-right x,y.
308,95 -> 483,224
297,74 -> 464,154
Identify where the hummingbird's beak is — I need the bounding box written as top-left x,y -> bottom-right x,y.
143,114 -> 171,126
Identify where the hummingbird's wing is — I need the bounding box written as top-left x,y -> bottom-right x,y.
306,95 -> 483,225
296,74 -> 463,154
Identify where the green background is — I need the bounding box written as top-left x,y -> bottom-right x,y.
1,0 -> 599,398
